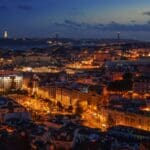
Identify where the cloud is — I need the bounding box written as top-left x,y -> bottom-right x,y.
95,22 -> 150,32
18,4 -> 33,11
55,20 -> 84,29
54,19 -> 150,32
130,20 -> 136,23
64,19 -> 83,27
142,11 -> 150,16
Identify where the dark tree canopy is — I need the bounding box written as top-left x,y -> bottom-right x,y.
123,72 -> 133,80
108,80 -> 133,91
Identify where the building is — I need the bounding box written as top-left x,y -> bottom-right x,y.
101,99 -> 150,131
0,71 -> 23,92
93,51 -> 112,62
13,53 -> 51,65
133,75 -> 150,95
0,97 -> 29,122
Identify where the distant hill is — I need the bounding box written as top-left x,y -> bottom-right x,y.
0,38 -> 47,45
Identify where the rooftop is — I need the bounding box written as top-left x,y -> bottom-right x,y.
0,71 -> 21,77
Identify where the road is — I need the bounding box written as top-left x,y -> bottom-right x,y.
8,94 -> 107,130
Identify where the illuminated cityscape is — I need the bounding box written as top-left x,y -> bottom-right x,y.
0,0 -> 150,150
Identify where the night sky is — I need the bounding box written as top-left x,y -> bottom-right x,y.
0,0 -> 150,40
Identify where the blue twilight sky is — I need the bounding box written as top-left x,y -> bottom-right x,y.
0,0 -> 150,40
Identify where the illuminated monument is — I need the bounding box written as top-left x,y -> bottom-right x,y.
3,31 -> 8,39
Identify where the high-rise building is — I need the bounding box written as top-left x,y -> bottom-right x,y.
117,32 -> 120,40
3,30 -> 8,39
55,33 -> 59,40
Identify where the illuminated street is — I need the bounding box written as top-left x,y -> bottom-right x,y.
8,94 -> 107,131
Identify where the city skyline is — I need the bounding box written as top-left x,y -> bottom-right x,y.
0,0 -> 150,40
0,1 -> 150,149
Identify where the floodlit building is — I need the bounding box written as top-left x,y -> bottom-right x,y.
0,71 -> 23,92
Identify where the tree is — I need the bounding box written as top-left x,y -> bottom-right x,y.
57,101 -> 63,110
28,80 -> 33,88
123,72 -> 133,80
120,56 -> 127,60
8,101 -> 14,113
67,105 -> 73,112
106,114 -> 116,128
75,103 -> 83,116
108,80 -> 133,92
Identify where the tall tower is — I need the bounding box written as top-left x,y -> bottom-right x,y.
4,31 -> 8,39
55,33 -> 59,40
117,32 -> 120,40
